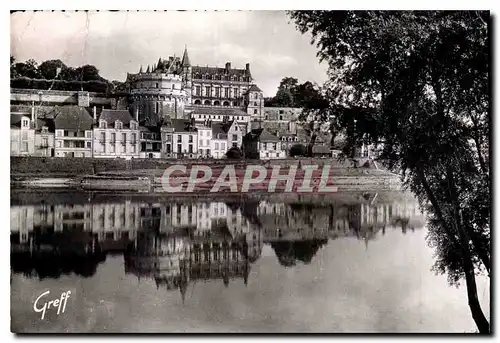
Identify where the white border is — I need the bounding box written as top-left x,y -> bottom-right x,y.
2,1 -> 498,342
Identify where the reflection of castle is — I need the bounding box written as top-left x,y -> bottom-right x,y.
124,222 -> 258,301
11,195 -> 425,278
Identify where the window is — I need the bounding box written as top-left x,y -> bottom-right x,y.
156,83 -> 159,88
279,110 -> 284,114
221,143 -> 226,151
215,88 -> 220,97
131,145 -> 136,153
42,137 -> 48,147
177,144 -> 182,153
188,145 -> 193,153
234,88 -> 239,97
100,121 -> 107,129
122,133 -> 127,143
131,133 -> 136,144
254,109 -> 258,114
22,119 -> 29,128
232,142 -> 237,148
21,131 -> 28,140
116,121 -> 123,129
232,134 -> 237,141
189,135 -> 193,143
177,135 -> 182,143
21,142 -> 28,152
64,130 -> 69,137
130,122 -> 137,130
86,142 -> 91,149
111,133 -> 116,144
195,86 -> 201,96
86,131 -> 92,138
224,88 -> 229,98
215,142 -> 219,150
166,135 -> 172,142
205,86 -> 211,96
155,102 -> 160,114
279,115 -> 283,120
254,102 -> 257,106
57,141 -> 62,148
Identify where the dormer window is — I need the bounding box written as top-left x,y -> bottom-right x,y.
21,119 -> 29,128
115,121 -> 123,129
41,126 -> 48,134
130,121 -> 137,130
99,120 -> 107,129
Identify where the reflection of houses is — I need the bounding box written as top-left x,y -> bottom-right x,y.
11,196 -> 425,279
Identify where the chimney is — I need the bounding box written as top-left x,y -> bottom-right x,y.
135,107 -> 139,122
31,101 -> 35,121
245,63 -> 250,71
93,106 -> 97,121
191,117 -> 195,127
225,62 -> 231,70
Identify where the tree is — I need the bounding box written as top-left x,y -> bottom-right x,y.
39,59 -> 67,80
289,10 -> 490,333
13,59 -> 40,79
226,147 -> 243,159
274,88 -> 295,107
289,143 -> 307,157
75,64 -> 102,82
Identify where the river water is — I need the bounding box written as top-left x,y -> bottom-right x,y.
10,189 -> 489,333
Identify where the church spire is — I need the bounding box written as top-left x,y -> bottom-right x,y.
139,65 -> 143,74
146,65 -> 150,73
181,45 -> 191,67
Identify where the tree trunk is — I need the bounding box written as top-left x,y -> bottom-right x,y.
446,166 -> 490,334
417,167 -> 490,334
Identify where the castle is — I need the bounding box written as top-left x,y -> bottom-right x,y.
126,47 -> 264,131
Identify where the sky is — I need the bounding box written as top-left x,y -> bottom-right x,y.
10,11 -> 329,97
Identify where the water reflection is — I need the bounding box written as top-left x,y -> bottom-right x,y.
11,192 -> 425,292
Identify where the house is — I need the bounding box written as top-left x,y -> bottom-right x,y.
139,125 -> 162,159
53,106 -> 94,158
221,117 -> 243,149
211,123 -> 228,159
243,128 -> 286,160
34,118 -> 55,157
11,113 -> 35,156
170,118 -> 199,159
196,122 -> 212,158
93,109 -> 140,159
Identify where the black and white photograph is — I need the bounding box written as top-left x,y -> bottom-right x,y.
8,8 -> 491,334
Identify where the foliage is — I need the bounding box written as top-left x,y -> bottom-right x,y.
289,143 -> 307,157
289,10 -> 490,333
225,147 -> 243,159
10,57 -> 111,92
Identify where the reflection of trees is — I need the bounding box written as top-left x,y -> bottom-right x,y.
11,251 -> 106,279
270,239 -> 328,267
11,230 -> 106,279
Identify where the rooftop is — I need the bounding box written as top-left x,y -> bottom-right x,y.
53,106 -> 94,130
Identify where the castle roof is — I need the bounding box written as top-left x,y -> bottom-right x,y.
191,107 -> 249,117
192,66 -> 251,80
181,47 -> 191,67
248,84 -> 262,93
211,122 -> 228,139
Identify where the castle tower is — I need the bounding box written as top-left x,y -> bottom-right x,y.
181,46 -> 192,101
246,84 -> 264,121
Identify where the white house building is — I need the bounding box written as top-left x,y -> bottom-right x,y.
54,106 -> 94,158
93,109 -> 140,159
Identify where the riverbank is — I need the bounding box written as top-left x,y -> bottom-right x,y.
11,156 -> 403,192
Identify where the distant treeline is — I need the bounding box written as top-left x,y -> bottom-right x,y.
10,56 -> 126,94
